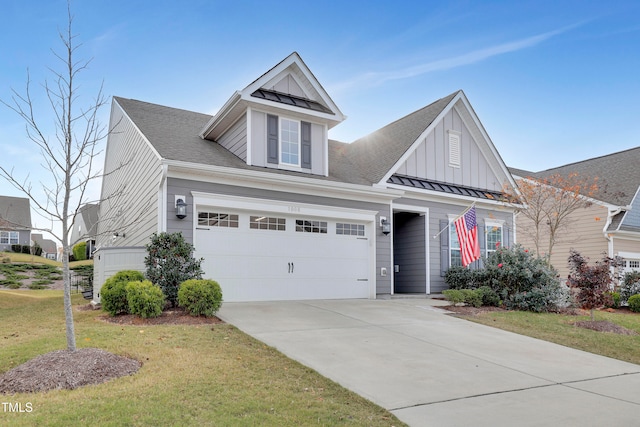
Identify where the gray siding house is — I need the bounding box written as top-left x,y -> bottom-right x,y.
94,52 -> 519,302
0,195 -> 32,252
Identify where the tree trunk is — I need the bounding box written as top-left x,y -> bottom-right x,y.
62,244 -> 76,351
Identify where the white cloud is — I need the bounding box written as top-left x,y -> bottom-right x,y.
331,24 -> 581,93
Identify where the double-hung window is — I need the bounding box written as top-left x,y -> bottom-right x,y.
280,118 -> 300,166
485,222 -> 503,256
449,226 -> 462,268
0,231 -> 19,245
267,114 -> 312,169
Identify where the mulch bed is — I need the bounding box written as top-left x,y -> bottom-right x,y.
98,306 -> 224,325
572,320 -> 637,335
0,348 -> 141,394
0,307 -> 224,395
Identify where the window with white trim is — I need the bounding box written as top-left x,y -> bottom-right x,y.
336,223 -> 365,236
296,219 -> 327,234
485,222 -> 503,256
449,226 -> 462,267
280,118 -> 300,166
197,212 -> 239,228
250,216 -> 286,231
629,260 -> 640,269
0,231 -> 19,245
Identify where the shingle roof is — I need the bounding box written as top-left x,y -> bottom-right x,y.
115,97 -> 371,186
0,195 -> 31,230
526,147 -> 640,206
346,91 -> 459,184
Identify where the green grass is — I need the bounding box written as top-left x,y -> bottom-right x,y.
0,291 -> 405,426
462,309 -> 640,365
0,251 -> 92,269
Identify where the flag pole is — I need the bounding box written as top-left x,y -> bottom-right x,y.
432,202 -> 476,239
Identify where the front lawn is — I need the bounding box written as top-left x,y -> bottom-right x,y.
459,308 -> 640,365
0,291 -> 404,426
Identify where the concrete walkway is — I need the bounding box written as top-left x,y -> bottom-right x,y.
218,299 -> 640,427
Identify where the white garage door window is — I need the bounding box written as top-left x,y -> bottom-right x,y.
192,193 -> 376,302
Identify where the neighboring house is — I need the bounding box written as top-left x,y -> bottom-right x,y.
0,195 -> 32,252
70,203 -> 99,259
31,233 -> 58,260
511,146 -> 640,279
94,52 -> 520,303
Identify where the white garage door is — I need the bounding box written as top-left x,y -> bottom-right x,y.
193,197 -> 375,302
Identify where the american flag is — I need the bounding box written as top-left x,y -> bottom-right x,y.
454,206 -> 480,267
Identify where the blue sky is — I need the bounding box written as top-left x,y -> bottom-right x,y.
1,0 -> 640,237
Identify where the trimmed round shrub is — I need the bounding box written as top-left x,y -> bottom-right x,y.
628,294 -> 640,313
178,279 -> 223,317
126,280 -> 165,318
442,289 -> 465,305
460,289 -> 482,307
73,241 -> 87,261
477,286 -> 500,307
101,270 -> 145,316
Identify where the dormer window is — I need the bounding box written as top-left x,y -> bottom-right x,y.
280,118 -> 300,166
267,114 -> 312,169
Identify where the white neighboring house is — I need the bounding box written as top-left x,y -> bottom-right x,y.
94,52 -> 521,303
0,195 -> 32,253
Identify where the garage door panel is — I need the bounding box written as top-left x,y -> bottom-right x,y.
195,210 -> 372,302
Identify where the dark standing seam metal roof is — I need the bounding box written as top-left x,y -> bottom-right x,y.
251,89 -> 334,114
388,174 -> 504,200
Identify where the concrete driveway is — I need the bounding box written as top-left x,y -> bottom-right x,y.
218,299 -> 640,427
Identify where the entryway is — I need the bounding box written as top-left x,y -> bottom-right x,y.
392,207 -> 428,294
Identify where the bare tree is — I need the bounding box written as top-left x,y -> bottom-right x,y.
0,3 -> 106,351
504,172 -> 600,263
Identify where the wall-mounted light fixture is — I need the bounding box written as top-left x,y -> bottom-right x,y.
113,232 -> 126,239
380,217 -> 391,235
175,196 -> 187,219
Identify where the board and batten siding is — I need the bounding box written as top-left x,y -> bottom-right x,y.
516,203 -> 609,278
165,177 -> 392,294
96,101 -> 162,249
217,113 -> 247,161
395,105 -> 503,193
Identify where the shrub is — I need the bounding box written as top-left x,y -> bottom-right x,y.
484,245 -> 559,298
442,289 -> 465,305
445,266 -> 480,290
620,272 -> 640,303
567,250 -> 624,320
11,244 -> 21,253
605,292 -> 621,309
21,245 -> 30,254
477,286 -> 500,307
505,284 -> 567,313
126,280 -> 165,318
628,295 -> 640,313
72,241 -> 87,261
178,279 -> 223,317
1,256 -> 10,264
101,270 -> 145,316
145,232 -> 203,307
460,289 -> 482,307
